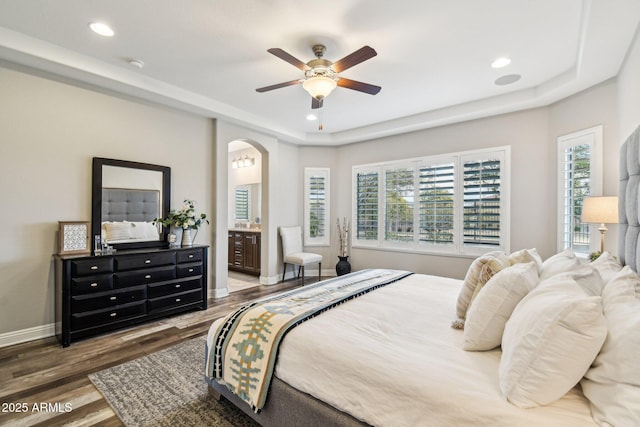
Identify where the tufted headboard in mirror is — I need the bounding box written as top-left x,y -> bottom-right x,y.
102,188 -> 160,222
618,125 -> 640,271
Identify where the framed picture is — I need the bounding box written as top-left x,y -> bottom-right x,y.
58,221 -> 91,255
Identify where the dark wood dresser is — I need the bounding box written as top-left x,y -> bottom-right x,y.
55,245 -> 208,347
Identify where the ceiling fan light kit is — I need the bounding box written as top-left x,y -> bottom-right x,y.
256,43 -> 381,130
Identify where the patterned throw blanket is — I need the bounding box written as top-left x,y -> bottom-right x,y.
205,269 -> 413,411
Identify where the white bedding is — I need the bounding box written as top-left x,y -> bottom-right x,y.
209,273 -> 597,426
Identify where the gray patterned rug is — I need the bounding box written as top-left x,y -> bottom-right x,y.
89,336 -> 258,427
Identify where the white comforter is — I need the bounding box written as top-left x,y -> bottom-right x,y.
271,273 -> 597,427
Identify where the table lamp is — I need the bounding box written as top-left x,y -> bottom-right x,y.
580,196 -> 619,253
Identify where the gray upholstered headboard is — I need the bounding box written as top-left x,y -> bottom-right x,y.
618,125 -> 640,271
101,188 -> 160,222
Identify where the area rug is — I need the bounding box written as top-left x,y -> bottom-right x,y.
89,336 -> 258,427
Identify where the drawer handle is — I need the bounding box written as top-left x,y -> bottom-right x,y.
188,268 -> 194,273
110,312 -> 117,317
110,296 -> 117,301
175,298 -> 181,302
188,254 -> 194,259
90,266 -> 98,270
175,284 -> 181,288
144,259 -> 151,264
90,283 -> 98,287
145,274 -> 152,279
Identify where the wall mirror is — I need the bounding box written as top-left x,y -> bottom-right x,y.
92,157 -> 171,251
234,183 -> 261,224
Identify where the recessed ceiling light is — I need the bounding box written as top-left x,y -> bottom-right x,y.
89,22 -> 114,37
491,57 -> 511,68
128,59 -> 145,69
494,74 -> 521,86
306,114 -> 317,121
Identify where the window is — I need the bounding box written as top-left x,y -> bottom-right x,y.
235,187 -> 249,221
556,125 -> 603,255
304,168 -> 330,246
352,147 -> 510,256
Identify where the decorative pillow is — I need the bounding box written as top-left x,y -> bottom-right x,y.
455,251 -> 510,320
539,248 -> 580,281
499,271 -> 607,408
103,221 -> 132,241
462,262 -> 539,351
591,251 -> 622,284
507,248 -> 542,272
581,266 -> 640,426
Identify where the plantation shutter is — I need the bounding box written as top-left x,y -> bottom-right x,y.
463,158 -> 501,247
235,188 -> 249,221
419,163 -> 455,245
560,143 -> 591,253
355,171 -> 379,240
309,175 -> 326,238
384,167 -> 414,242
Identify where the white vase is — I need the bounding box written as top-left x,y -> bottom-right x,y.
181,228 -> 193,247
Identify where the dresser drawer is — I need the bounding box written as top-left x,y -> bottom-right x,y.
115,252 -> 176,271
177,249 -> 202,263
147,289 -> 202,312
147,278 -> 202,298
176,262 -> 202,278
71,301 -> 146,330
115,265 -> 176,288
71,258 -> 114,276
71,274 -> 113,295
71,286 -> 146,312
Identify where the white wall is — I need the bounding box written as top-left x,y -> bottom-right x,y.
618,27 -> 640,141
0,66 -> 215,339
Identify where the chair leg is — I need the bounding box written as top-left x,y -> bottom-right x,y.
301,265 -> 305,281
282,263 -> 287,282
318,262 -> 321,282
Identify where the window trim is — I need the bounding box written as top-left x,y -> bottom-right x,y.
352,146 -> 510,257
304,167 -> 330,246
556,125 -> 603,254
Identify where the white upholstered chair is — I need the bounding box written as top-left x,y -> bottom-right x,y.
279,225 -> 322,282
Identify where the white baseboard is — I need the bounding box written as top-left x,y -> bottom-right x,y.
0,323 -> 55,348
211,287 -> 229,298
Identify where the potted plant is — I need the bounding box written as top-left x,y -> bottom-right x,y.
155,199 -> 209,247
336,217 -> 351,276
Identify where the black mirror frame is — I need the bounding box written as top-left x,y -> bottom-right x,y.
92,157 -> 171,252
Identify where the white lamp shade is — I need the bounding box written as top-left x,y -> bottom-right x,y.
581,196 -> 619,224
302,76 -> 337,99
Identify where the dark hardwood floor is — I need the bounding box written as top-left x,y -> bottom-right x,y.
0,278 -> 310,426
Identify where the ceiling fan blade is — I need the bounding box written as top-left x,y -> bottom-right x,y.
331,46 -> 377,73
337,78 -> 381,95
256,79 -> 302,93
311,97 -> 323,109
267,48 -> 311,71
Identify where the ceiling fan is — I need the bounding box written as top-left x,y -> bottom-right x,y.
256,44 -> 381,109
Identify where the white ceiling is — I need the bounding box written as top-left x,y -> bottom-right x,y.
0,0 -> 638,145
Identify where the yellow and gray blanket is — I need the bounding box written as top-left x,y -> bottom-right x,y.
205,268 -> 413,411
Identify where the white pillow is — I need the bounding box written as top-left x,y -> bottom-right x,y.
508,248 -> 542,272
463,262 -> 538,351
126,221 -> 159,240
591,251 -> 622,284
103,221 -> 132,241
499,271 -> 607,408
539,248 -> 580,281
581,266 -> 640,426
549,265 -> 604,296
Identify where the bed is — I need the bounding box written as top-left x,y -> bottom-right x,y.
204,126 -> 640,426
